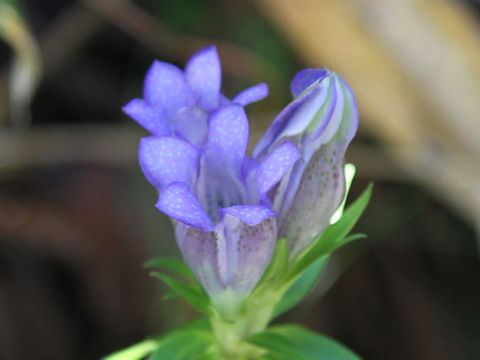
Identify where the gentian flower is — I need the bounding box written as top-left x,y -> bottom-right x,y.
122,45 -> 268,145
253,69 -> 358,258
123,46 -> 300,315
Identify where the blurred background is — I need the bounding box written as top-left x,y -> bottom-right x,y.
0,0 -> 479,359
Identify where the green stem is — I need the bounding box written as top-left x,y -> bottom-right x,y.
210,293 -> 282,358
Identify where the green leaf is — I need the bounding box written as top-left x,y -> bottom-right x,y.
102,319 -> 212,360
102,339 -> 158,360
289,184 -> 372,280
144,257 -> 195,280
248,324 -> 362,360
148,328 -> 214,360
272,256 -> 329,318
150,272 -> 210,314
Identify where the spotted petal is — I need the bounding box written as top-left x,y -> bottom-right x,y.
278,143 -> 346,258
138,136 -> 199,189
175,223 -> 224,296
122,99 -> 170,135
185,45 -> 221,110
218,213 -> 277,296
205,104 -> 249,173
156,182 -> 214,231
276,75 -> 359,258
178,213 -> 277,310
143,60 -> 195,118
220,205 -> 276,226
256,140 -> 300,196
233,83 -> 269,106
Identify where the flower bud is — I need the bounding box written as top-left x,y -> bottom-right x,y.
253,69 -> 358,258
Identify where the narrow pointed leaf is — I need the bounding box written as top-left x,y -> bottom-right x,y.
248,324 -> 361,360
144,257 -> 195,280
148,330 -> 214,360
150,272 -> 209,314
273,256 -> 329,318
102,339 -> 158,360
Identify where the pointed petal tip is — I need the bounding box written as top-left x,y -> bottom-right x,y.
123,98 -> 170,135
143,60 -> 194,117
156,182 -> 214,231
257,140 -> 301,195
185,45 -> 221,109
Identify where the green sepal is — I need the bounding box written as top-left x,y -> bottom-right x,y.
253,238 -> 289,294
247,324 -> 362,360
272,255 -> 329,318
150,271 -> 210,314
144,257 -> 195,280
288,183 -> 372,281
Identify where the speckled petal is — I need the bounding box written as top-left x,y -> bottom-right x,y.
256,140 -> 300,196
177,209 -> 276,305
276,75 -> 359,258
290,68 -> 328,98
219,213 -> 277,295
138,136 -> 199,189
143,60 -> 195,118
176,223 -> 224,295
219,205 -> 276,226
278,142 -> 345,258
194,105 -> 250,222
156,182 -> 214,231
122,99 -> 170,135
185,45 -> 221,110
233,83 -> 269,106
205,104 -> 249,171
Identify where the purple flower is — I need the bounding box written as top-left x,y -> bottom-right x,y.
122,45 -> 268,145
123,47 -> 300,314
253,69 -> 359,258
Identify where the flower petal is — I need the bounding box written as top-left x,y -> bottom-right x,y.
138,136 -> 199,189
275,77 -> 358,257
252,78 -> 327,159
219,213 -> 277,295
122,98 -> 170,135
219,205 -> 276,226
156,182 -> 214,231
185,45 -> 221,110
278,142 -> 346,258
143,60 -> 195,118
233,83 -> 269,106
178,214 -> 277,302
290,68 -> 328,98
175,223 -> 224,295
205,104 -> 249,172
256,140 -> 300,196
172,106 -> 208,145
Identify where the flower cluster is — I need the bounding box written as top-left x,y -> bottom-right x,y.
123,46 -> 358,314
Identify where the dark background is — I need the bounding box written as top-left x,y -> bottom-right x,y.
0,0 -> 479,359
